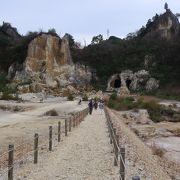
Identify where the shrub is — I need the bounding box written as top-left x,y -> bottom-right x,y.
67,94 -> 74,101
107,96 -> 163,122
110,92 -> 117,100
44,109 -> 58,116
82,94 -> 88,101
107,99 -> 116,109
143,100 -> 162,122
151,144 -> 165,157
0,92 -> 21,101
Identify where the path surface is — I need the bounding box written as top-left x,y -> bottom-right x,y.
16,109 -> 118,180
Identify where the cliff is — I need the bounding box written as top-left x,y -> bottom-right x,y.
8,34 -> 92,94
143,9 -> 180,40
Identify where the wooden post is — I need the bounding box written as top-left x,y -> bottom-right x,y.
69,118 -> 72,132
110,123 -> 113,144
113,128 -> 117,160
65,119 -> 68,136
34,133 -> 39,164
8,144 -> 14,180
75,114 -> 77,127
120,148 -> 125,180
73,115 -> 75,128
49,126 -> 52,151
58,122 -> 61,142
114,134 -> 119,166
77,112 -> 80,126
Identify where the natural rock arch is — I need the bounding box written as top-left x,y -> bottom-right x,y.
110,75 -> 121,88
125,79 -> 131,89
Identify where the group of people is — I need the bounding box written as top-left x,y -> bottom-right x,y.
88,99 -> 104,115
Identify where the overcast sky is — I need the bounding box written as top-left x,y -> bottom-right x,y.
0,0 -> 179,44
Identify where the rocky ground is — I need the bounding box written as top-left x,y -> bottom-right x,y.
109,109 -> 172,180
113,108 -> 180,179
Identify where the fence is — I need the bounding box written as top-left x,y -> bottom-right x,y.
104,107 -> 140,180
0,108 -> 89,180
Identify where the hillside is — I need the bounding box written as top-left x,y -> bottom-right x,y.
0,7 -> 180,98
72,8 -> 180,96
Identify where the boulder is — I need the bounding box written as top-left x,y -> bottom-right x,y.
146,78 -> 159,91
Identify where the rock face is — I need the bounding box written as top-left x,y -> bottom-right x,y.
8,34 -> 92,94
107,70 -> 159,94
144,9 -> 180,40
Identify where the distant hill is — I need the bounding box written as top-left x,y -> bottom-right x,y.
72,7 -> 180,95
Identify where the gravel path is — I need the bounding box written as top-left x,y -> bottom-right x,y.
16,109 -> 118,180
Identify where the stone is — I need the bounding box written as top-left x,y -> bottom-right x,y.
146,78 -> 159,91
107,69 -> 159,94
17,85 -> 30,93
136,110 -> 153,125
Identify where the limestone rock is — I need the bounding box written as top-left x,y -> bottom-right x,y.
146,78 -> 159,91
8,33 -> 92,94
136,110 -> 153,125
107,69 -> 159,94
17,85 -> 30,93
144,9 -> 180,40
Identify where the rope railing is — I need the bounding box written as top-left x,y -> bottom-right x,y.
105,107 -> 141,180
0,107 -> 89,180
104,107 -> 125,180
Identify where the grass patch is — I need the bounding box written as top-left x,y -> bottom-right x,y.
107,94 -> 164,122
82,94 -> 88,101
67,94 -> 74,101
0,91 -> 22,101
44,109 -> 58,116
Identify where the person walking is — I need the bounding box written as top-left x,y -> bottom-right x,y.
94,99 -> 98,110
99,101 -> 104,114
88,99 -> 93,115
78,99 -> 82,105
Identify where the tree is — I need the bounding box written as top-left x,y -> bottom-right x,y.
91,34 -> 103,44
48,28 -> 57,36
164,2 -> 168,11
65,33 -> 75,49
146,19 -> 152,29
152,14 -> 159,22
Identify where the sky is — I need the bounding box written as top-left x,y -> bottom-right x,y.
0,0 -> 180,45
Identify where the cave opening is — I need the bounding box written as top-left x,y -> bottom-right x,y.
126,79 -> 131,89
114,79 -> 121,88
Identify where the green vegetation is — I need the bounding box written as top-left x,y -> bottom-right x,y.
73,37 -> 180,90
0,92 -> 18,101
141,89 -> 180,101
0,73 -> 8,92
82,94 -> 88,101
67,94 -> 74,101
72,10 -> 180,95
91,34 -> 103,44
107,95 -> 163,122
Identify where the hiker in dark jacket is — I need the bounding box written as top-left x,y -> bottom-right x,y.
88,99 -> 93,115
94,99 -> 98,110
